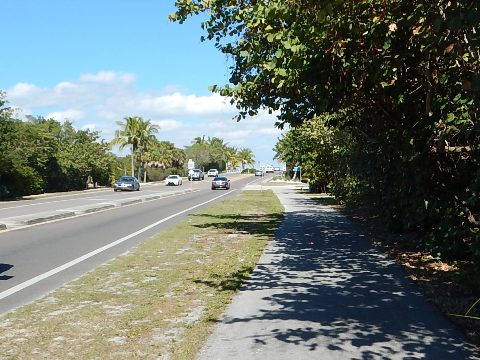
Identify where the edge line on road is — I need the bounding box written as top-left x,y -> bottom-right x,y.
0,189 -> 236,301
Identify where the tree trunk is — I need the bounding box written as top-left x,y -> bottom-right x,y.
131,145 -> 135,177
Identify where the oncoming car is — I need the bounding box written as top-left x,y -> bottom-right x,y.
254,170 -> 263,176
164,174 -> 183,186
264,165 -> 275,173
211,176 -> 230,190
114,176 -> 140,191
207,169 -> 219,177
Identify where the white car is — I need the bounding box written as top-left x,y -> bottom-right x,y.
164,175 -> 183,186
264,165 -> 275,173
207,169 -> 219,177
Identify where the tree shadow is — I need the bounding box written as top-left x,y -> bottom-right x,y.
0,263 -> 14,280
194,265 -> 255,293
192,212 -> 284,237
305,195 -> 340,206
201,194 -> 479,358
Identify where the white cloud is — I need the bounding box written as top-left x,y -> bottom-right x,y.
153,119 -> 184,132
257,127 -> 282,136
6,71 -> 284,164
45,109 -> 85,123
79,71 -> 136,84
9,83 -> 40,97
82,123 -> 97,131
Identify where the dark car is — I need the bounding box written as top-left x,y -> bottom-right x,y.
188,169 -> 204,181
211,176 -> 230,190
114,176 -> 140,191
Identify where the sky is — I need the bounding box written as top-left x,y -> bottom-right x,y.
0,0 -> 285,166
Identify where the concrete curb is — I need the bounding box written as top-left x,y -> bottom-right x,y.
1,210 -> 77,228
0,188 -> 199,230
62,203 -> 117,215
244,183 -> 308,191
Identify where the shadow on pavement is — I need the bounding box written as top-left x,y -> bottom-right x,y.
200,192 -> 479,359
0,264 -> 14,280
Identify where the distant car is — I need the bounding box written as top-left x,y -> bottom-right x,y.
211,176 -> 230,190
274,167 -> 281,172
114,176 -> 140,191
164,174 -> 183,186
265,165 -> 275,173
207,169 -> 219,177
189,169 -> 205,181
255,170 -> 263,176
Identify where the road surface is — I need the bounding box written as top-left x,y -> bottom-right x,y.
0,174 -> 266,314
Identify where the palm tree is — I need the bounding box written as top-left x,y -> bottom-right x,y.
136,119 -> 159,181
111,116 -> 158,179
147,140 -> 173,169
237,147 -> 255,169
192,135 -> 206,145
209,137 -> 229,170
225,146 -> 239,170
171,146 -> 186,168
146,141 -> 186,170
111,116 -> 142,177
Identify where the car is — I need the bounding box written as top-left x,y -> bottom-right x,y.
114,176 -> 140,191
274,167 -> 281,172
211,176 -> 230,190
188,169 -> 204,181
255,170 -> 263,176
164,174 -> 183,186
265,165 -> 275,173
207,169 -> 219,177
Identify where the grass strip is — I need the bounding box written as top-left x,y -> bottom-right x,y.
0,190 -> 283,359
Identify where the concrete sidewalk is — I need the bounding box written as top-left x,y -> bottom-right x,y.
197,186 -> 479,359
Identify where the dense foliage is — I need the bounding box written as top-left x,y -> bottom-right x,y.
172,1 -> 480,262
0,93 -> 116,198
0,91 -> 252,198
185,136 -> 255,170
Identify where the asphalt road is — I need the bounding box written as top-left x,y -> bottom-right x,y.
0,173 -> 266,314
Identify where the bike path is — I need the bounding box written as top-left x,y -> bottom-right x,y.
197,186 -> 479,359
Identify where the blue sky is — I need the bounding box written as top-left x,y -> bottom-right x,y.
1,0 -> 284,166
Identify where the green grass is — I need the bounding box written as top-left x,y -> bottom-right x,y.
0,190 -> 283,359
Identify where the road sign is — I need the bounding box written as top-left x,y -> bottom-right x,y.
187,159 -> 195,170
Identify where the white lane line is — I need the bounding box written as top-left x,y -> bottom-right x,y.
0,189 -> 236,301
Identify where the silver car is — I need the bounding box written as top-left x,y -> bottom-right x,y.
114,176 -> 140,191
211,176 -> 230,190
188,169 -> 205,181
